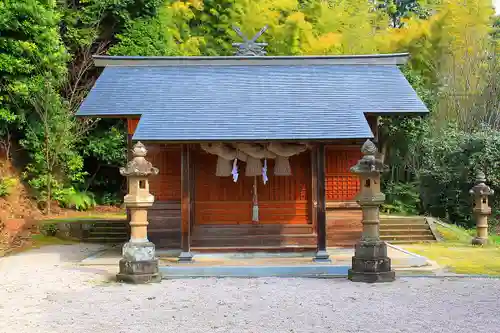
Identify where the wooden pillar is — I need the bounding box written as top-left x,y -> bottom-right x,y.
310,146 -> 318,226
313,143 -> 331,262
179,143 -> 194,262
189,146 -> 196,230
126,120 -> 134,228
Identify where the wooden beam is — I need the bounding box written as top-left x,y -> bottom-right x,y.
313,143 -> 331,262
126,131 -> 132,229
179,143 -> 194,262
310,146 -> 318,226
189,144 -> 196,229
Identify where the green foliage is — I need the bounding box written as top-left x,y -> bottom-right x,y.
382,181 -> 421,215
20,80 -> 84,209
0,0 -> 498,221
81,124 -> 126,166
96,192 -> 123,206
0,0 -> 69,136
109,5 -> 181,56
0,177 -> 16,197
80,121 -> 126,199
59,0 -> 164,52
376,0 -> 431,27
417,124 -> 500,228
39,223 -> 58,236
189,0 -> 237,55
57,188 -> 96,211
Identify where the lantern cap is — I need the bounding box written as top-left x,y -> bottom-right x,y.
120,141 -> 159,177
469,170 -> 494,196
351,139 -> 388,175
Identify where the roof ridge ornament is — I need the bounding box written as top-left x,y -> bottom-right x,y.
232,25 -> 268,56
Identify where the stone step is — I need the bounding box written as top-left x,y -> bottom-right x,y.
385,239 -> 436,244
380,218 -> 427,225
380,234 -> 435,242
91,226 -> 129,232
85,237 -> 127,244
380,224 -> 430,231
90,223 -> 128,229
380,229 -> 432,236
88,231 -> 129,237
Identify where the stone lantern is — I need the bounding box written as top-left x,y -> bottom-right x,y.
348,139 -> 395,283
116,141 -> 161,284
469,171 -> 494,245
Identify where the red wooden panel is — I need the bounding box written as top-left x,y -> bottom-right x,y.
146,144 -> 181,201
325,146 -> 362,201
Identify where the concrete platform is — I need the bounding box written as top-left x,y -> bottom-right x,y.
79,243 -> 438,278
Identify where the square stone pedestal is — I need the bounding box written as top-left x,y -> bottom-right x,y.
348,241 -> 395,283
471,237 -> 488,246
116,241 -> 161,284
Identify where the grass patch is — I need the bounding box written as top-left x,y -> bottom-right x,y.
404,243 -> 500,275
403,220 -> 500,275
435,224 -> 473,243
490,235 -> 500,245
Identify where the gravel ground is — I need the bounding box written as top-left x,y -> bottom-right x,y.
0,244 -> 499,333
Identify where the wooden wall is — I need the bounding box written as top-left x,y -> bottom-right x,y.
137,142 -> 364,248
324,145 -> 363,246
195,148 -> 311,225
325,145 -> 362,202
144,143 -> 182,248
326,209 -> 362,247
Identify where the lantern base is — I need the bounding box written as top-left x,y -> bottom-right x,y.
117,259 -> 161,284
116,241 -> 161,284
471,237 -> 488,246
348,240 -> 395,283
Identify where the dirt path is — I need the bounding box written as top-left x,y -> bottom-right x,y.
0,244 -> 499,333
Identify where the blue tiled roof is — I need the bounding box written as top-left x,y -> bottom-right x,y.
77,61 -> 428,141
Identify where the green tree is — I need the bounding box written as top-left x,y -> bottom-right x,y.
0,0 -> 68,146
56,0 -> 166,203
110,5 -> 181,56
376,0 -> 431,27
21,79 -> 85,214
58,0 -> 164,111
189,0 -> 237,55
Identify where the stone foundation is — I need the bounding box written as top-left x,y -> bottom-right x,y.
117,259 -> 161,284
348,241 -> 395,283
471,237 -> 488,246
116,241 -> 161,284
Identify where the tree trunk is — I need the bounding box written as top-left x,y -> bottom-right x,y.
46,173 -> 52,215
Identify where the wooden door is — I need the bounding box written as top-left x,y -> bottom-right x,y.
194,147 -> 311,225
